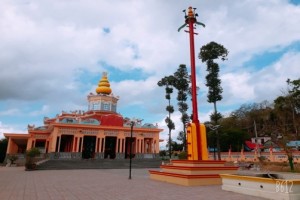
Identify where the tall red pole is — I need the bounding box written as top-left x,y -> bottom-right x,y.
188,19 -> 199,124
183,7 -> 204,160
188,20 -> 202,160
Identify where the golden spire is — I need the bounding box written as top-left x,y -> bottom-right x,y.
96,72 -> 112,95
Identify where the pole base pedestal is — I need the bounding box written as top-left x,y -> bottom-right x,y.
149,159 -> 238,186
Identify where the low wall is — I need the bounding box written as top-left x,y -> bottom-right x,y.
210,151 -> 300,163
221,173 -> 300,200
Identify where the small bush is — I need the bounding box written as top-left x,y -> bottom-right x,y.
159,150 -> 167,157
7,155 -> 18,164
25,148 -> 40,170
178,151 -> 187,160
26,148 -> 40,158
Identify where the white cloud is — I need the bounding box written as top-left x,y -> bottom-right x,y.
200,1 -> 300,68
29,105 -> 50,116
112,77 -> 161,105
157,111 -> 182,149
220,51 -> 300,108
222,72 -> 254,103
251,51 -> 300,102
0,108 -> 21,116
0,121 -> 27,138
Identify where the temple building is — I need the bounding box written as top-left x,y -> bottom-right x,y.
4,72 -> 163,160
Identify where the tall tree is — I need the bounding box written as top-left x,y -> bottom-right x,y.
199,41 -> 228,160
287,78 -> 300,138
0,138 -> 8,163
158,76 -> 176,158
173,64 -> 190,151
274,96 -> 292,135
273,78 -> 300,138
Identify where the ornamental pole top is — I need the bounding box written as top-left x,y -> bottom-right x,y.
178,6 -> 205,32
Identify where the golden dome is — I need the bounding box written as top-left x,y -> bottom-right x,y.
96,72 -> 112,95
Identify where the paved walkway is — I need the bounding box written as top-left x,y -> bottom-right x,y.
0,167 -> 265,200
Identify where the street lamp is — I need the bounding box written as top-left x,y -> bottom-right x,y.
206,124 -> 221,160
129,121 -> 134,179
128,118 -> 143,180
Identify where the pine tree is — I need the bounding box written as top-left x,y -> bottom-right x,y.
199,41 -> 228,160
173,64 -> 190,151
158,76 -> 176,158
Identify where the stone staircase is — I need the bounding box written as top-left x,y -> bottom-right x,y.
36,159 -> 162,170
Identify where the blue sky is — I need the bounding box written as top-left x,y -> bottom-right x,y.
1,0 -> 300,148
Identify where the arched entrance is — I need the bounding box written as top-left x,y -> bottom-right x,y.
82,136 -> 96,159
125,137 -> 136,159
104,136 -> 117,159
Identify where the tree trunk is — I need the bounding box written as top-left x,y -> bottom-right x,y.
183,124 -> 187,151
216,129 -> 221,160
213,102 -> 221,160
288,154 -> 294,171
292,105 -> 298,138
168,98 -> 172,159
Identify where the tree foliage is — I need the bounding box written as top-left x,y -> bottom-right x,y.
158,75 -> 175,158
199,41 -> 228,159
199,42 -> 228,105
158,64 -> 191,152
0,138 -> 8,163
173,64 -> 190,151
217,78 -> 300,148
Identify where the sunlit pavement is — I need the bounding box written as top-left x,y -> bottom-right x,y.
0,167 -> 265,200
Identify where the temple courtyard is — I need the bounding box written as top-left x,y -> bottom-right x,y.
0,167 -> 265,200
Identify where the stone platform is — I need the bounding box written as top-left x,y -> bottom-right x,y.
149,160 -> 238,186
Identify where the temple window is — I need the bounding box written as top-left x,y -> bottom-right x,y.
103,103 -> 110,111
93,102 -> 100,110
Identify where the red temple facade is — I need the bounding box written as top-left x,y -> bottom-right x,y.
4,72 -> 163,160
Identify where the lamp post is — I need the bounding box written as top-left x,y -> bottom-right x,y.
128,118 -> 143,180
206,124 -> 220,160
129,121 -> 134,180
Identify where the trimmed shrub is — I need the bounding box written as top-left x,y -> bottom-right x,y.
178,151 -> 187,160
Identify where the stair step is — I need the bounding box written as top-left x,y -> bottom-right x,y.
160,165 -> 238,175
171,160 -> 226,167
37,159 -> 162,170
149,170 -> 222,186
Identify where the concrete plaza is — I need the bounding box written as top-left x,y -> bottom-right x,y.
0,167 -> 265,200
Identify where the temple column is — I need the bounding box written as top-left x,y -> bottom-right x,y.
32,140 -> 35,149
116,138 -> 119,153
76,137 -> 80,153
152,139 -> 154,153
95,138 -> 98,153
102,138 -> 105,153
57,136 -> 61,152
97,137 -> 101,153
6,138 -> 12,154
100,138 -> 103,152
80,137 -> 84,152
120,138 -> 123,153
73,137 -> 77,152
